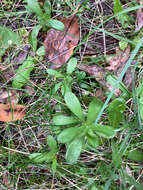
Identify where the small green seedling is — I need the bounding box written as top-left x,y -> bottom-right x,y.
29,135 -> 58,173
47,57 -> 78,96
12,56 -> 36,89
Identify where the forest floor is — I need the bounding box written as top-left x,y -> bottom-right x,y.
0,0 -> 143,190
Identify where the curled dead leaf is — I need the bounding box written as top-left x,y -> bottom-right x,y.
44,15 -> 79,69
0,104 -> 26,122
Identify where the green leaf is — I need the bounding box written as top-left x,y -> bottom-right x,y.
108,98 -> 126,128
128,149 -> 143,162
46,135 -> 57,151
52,82 -> 62,94
66,58 -> 77,75
48,19 -> 65,31
0,26 -> 20,57
139,96 -> 143,120
87,135 -> 99,148
47,69 -> 64,78
29,152 -> 55,163
53,115 -> 78,125
119,41 -> 128,51
29,25 -> 42,52
112,141 -> 122,168
57,127 -> 81,143
12,56 -> 35,88
36,46 -> 45,56
93,124 -> 116,139
44,0 -> 51,16
66,138 -> 82,164
29,153 -> 41,159
107,75 -> 130,97
64,92 -> 84,121
89,185 -> 99,190
26,0 -> 43,16
113,0 -> 129,27
87,98 -> 103,125
51,157 -> 57,173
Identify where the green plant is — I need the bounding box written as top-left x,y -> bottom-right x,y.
47,57 -> 78,95
113,0 -> 130,27
53,92 -> 118,164
12,56 -> 36,88
29,135 -> 58,173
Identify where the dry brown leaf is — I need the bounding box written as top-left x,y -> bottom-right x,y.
95,88 -> 106,101
77,64 -> 107,85
77,45 -> 132,98
13,44 -> 30,64
105,83 -> 122,96
135,1 -> 143,31
106,46 -> 130,72
2,172 -> 10,186
44,15 -> 79,69
122,67 -> 133,89
0,104 -> 26,122
105,45 -> 132,92
0,89 -> 21,104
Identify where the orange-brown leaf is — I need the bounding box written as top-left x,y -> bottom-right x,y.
44,15 -> 79,69
0,104 -> 26,122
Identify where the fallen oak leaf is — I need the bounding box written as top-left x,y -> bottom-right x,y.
44,14 -> 79,69
0,104 -> 26,122
77,64 -> 125,96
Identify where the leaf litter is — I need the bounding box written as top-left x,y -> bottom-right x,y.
0,45 -> 31,122
0,0 -> 138,123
